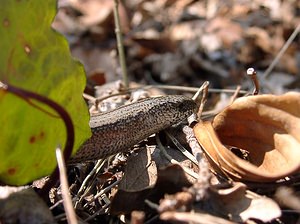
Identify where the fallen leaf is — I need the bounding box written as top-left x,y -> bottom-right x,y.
209,182 -> 281,222
118,146 -> 158,192
110,164 -> 192,215
245,27 -> 273,53
160,211 -> 235,224
71,46 -> 119,82
194,92 -> 300,182
206,17 -> 243,48
168,21 -> 203,41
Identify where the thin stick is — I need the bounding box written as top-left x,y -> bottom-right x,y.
262,23 -> 300,79
56,147 -> 78,224
155,134 -> 199,179
247,68 -> 260,95
197,82 -> 209,117
164,130 -> 198,166
113,0 -> 129,88
87,178 -> 122,206
89,85 -> 248,106
192,81 -> 209,101
145,84 -> 248,94
74,159 -> 106,208
84,203 -> 111,222
229,85 -> 241,104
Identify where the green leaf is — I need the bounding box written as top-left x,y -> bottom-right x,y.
0,0 -> 91,185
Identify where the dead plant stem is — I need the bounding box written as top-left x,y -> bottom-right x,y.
262,23 -> 300,79
56,147 -> 78,224
113,0 -> 129,88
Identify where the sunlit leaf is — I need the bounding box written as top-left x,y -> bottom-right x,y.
194,92 -> 300,182
0,0 -> 91,185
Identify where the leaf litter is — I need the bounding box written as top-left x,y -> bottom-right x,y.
2,0 -> 300,223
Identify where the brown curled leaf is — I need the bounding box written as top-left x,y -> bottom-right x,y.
194,92 -> 300,182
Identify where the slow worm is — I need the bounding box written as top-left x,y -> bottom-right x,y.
69,95 -> 196,163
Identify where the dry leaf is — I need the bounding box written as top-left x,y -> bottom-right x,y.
209,182 -> 281,222
275,186 -> 300,211
71,47 -> 119,83
110,164 -> 192,215
194,92 -> 300,182
245,27 -> 273,53
168,21 -> 203,41
118,146 -> 158,192
205,17 -> 243,48
119,142 -> 194,192
160,211 -> 235,224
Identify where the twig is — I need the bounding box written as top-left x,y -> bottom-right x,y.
229,85 -> 241,104
84,203 -> 111,222
200,85 -> 243,119
262,23 -> 300,79
82,92 -> 96,103
197,82 -> 209,117
155,134 -> 199,179
113,0 -> 129,88
87,84 -> 248,107
143,84 -> 248,95
85,178 -> 122,207
192,81 -> 209,101
247,68 -> 259,95
56,147 -> 78,224
164,130 -> 198,166
74,159 -> 106,208
144,199 -> 160,211
182,126 -> 204,163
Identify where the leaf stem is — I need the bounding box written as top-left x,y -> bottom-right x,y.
0,82 -> 74,200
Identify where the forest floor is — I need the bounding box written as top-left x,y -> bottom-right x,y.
41,0 -> 300,223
